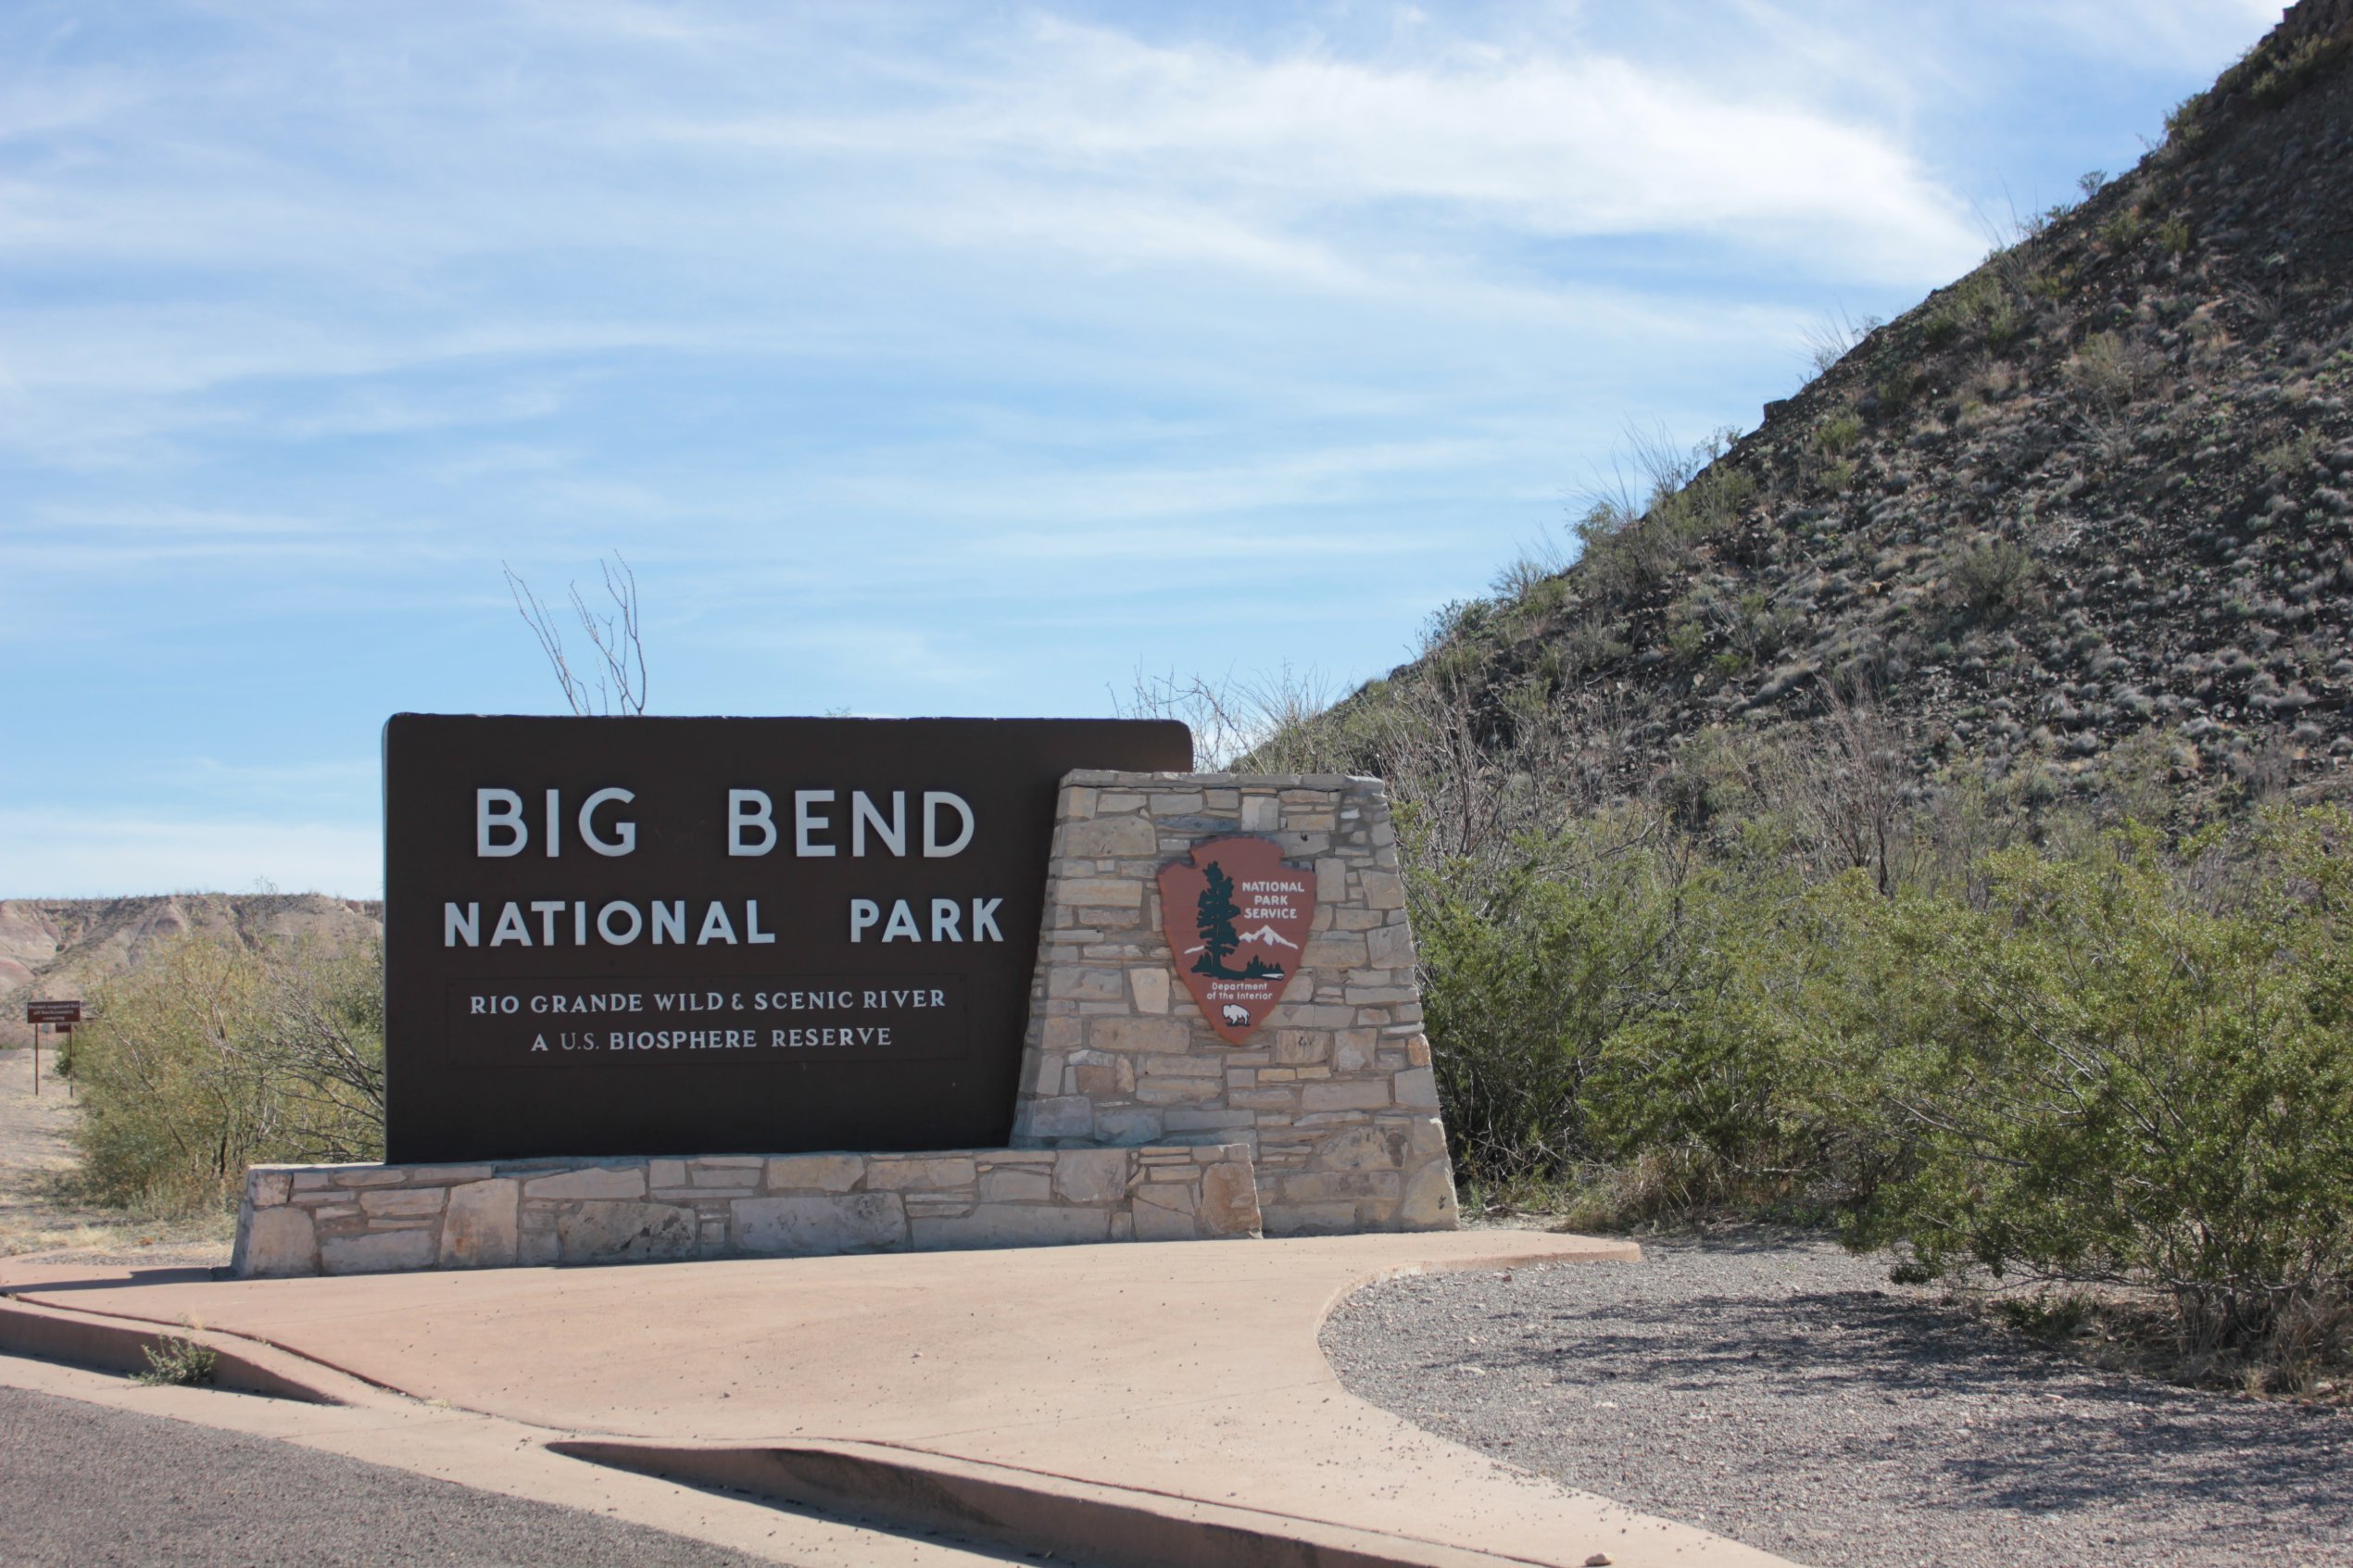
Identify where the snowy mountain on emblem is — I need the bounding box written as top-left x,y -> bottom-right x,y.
1235,924 -> 1299,948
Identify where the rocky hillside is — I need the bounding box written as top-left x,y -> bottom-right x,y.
1330,0 -> 2353,830
0,895 -> 382,1048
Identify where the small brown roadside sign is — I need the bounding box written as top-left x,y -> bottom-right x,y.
25,999 -> 81,1098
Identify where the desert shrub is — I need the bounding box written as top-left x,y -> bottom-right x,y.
1558,612 -> 1631,672
1815,413 -> 1862,456
2026,263 -> 2073,304
1489,546 -> 1567,608
1581,873 -> 1829,1210
1982,292 -> 2026,346
1944,536 -> 2039,621
1421,597 -> 1491,652
2163,94 -> 2202,145
1414,822 -> 1706,1182
2214,27 -> 2352,109
1573,495 -> 1709,599
1415,809 -> 1837,1212
1126,662 -> 1343,771
1819,812 -> 2353,1376
2066,330 -> 2155,409
2258,430 -> 2323,478
1408,762 -> 2353,1377
1665,617 -> 1706,664
1570,429 -> 1752,600
136,1330 -> 219,1387
67,932 -> 384,1213
1802,310 -> 1881,378
1923,270 -> 2022,349
2098,207 -> 2145,253
1708,589 -> 1801,671
1872,369 -> 1923,415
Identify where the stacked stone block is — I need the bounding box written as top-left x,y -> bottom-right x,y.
1011,771 -> 1458,1236
233,1143 -> 1260,1278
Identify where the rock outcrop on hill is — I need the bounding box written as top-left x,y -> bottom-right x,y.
1336,0 -> 2353,826
0,895 -> 382,1048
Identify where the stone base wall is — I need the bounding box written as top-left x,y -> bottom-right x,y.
233,1145 -> 1260,1278
1011,771 -> 1459,1236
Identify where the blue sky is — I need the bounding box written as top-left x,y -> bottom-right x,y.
1,0 -> 2281,897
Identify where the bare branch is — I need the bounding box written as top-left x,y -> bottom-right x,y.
504,553 -> 648,716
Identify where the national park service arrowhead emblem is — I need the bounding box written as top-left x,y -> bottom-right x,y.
1157,835 -> 1316,1045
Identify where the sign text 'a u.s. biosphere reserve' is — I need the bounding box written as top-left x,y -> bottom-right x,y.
383,715 -> 1189,1162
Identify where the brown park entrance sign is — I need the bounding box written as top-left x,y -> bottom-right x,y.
383,714 -> 1191,1163
1157,836 -> 1315,1045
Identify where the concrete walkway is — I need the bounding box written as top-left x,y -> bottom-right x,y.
1,1231 -> 1796,1567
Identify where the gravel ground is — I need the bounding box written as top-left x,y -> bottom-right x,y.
0,1385 -> 786,1568
1322,1227 -> 2353,1568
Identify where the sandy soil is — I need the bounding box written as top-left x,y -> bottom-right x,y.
0,1046 -> 231,1267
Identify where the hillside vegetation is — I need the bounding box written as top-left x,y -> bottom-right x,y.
1231,0 -> 2353,1391
1,894 -> 380,1048
2,897 -> 384,1219
1287,0 -> 2353,830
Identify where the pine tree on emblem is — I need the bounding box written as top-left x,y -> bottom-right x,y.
1193,861 -> 1243,979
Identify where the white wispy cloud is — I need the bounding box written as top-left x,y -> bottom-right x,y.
0,0 -> 1989,456
0,1 -> 2281,895
652,12 -> 1985,282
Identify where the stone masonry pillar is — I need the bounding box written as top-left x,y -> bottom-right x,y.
1011,771 -> 1458,1236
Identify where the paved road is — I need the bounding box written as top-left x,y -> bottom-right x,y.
0,1384 -> 783,1568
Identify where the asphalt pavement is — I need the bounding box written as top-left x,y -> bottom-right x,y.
0,1384 -> 782,1568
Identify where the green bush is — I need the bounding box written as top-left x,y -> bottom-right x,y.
1583,881 -> 1826,1210
1819,813 -> 2353,1371
67,933 -> 384,1213
1415,818 -> 1825,1210
1411,785 -> 2353,1379
1415,822 -> 1699,1182
136,1330 -> 219,1387
1815,413 -> 1862,456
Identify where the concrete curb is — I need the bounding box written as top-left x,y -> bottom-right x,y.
0,1296 -> 343,1404
1,1285 -> 1560,1567
552,1436 -> 1562,1568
